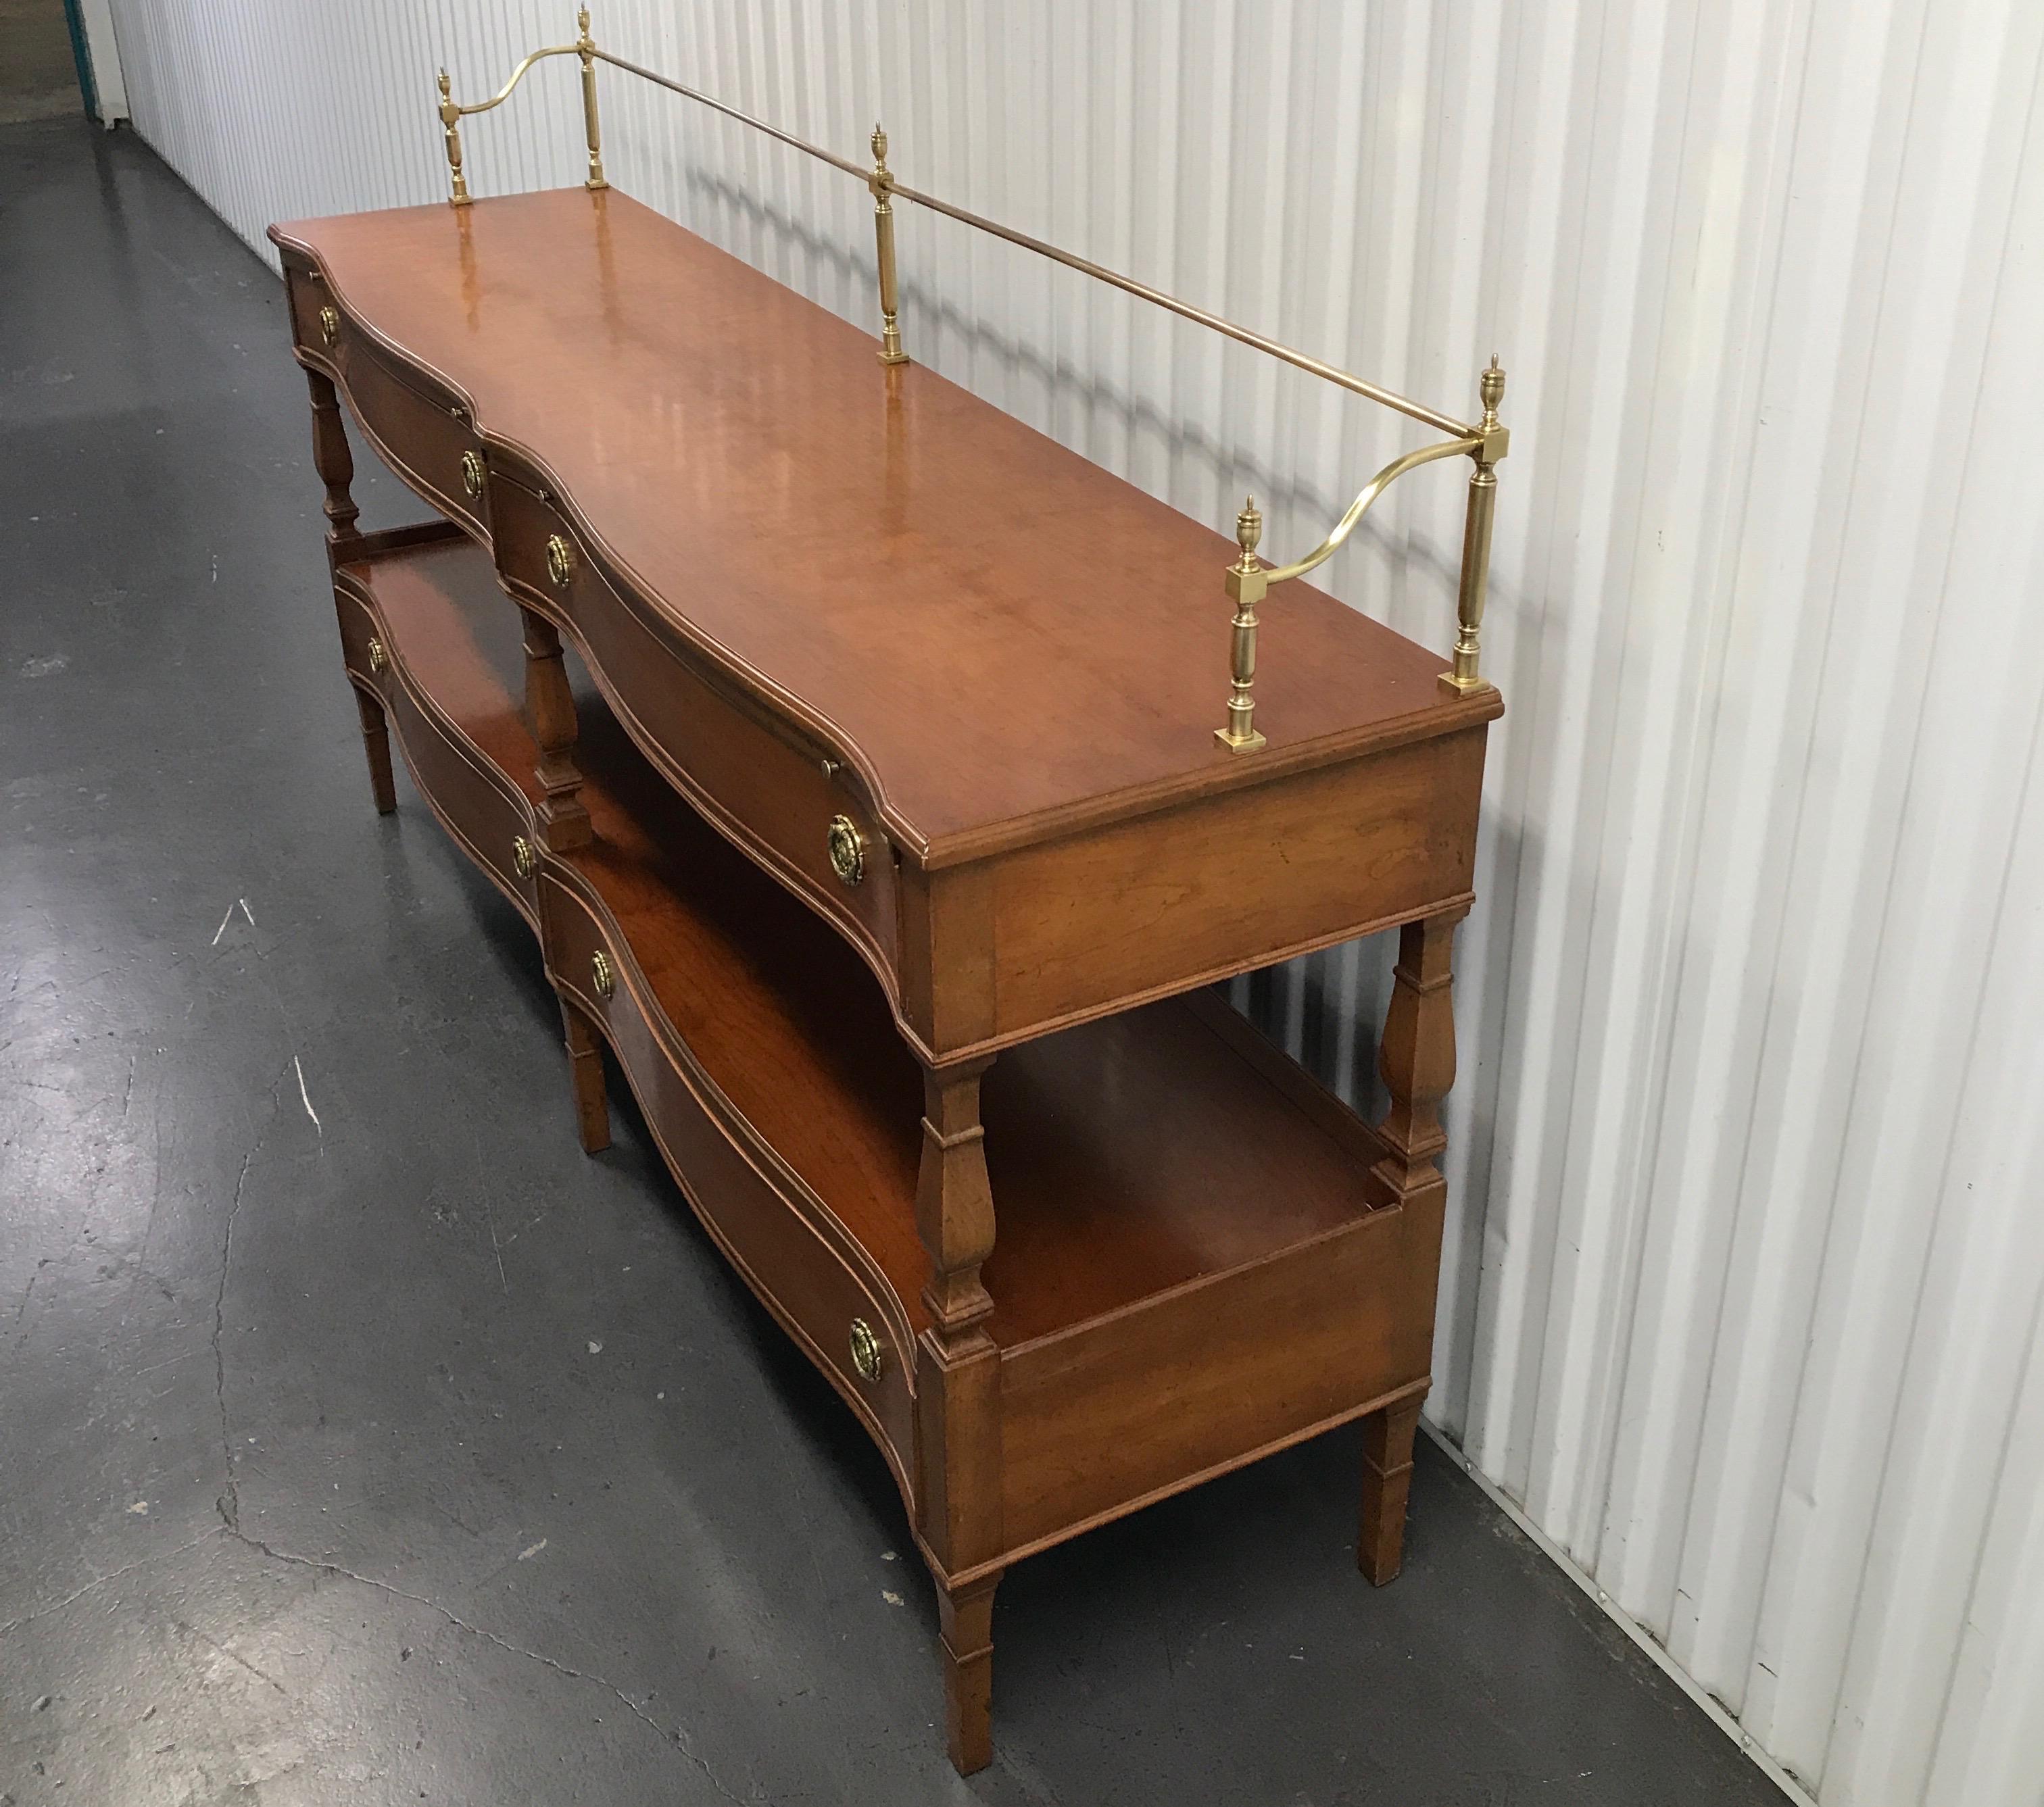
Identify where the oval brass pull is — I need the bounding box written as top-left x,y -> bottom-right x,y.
849,1318 -> 884,1384
318,304 -> 339,346
512,834 -> 535,878
826,814 -> 865,887
461,449 -> 485,498
590,948 -> 615,1001
366,636 -> 387,674
545,533 -> 575,587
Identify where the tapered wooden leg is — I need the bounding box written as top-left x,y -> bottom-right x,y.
520,606 -> 593,853
912,1055 -> 1006,1773
353,686 -> 397,814
303,368 -> 391,814
1357,907 -> 1463,1583
560,1000 -> 610,1154
913,1057 -> 1004,1573
939,1570 -> 1000,1776
303,368 -> 362,555
1370,910 -> 1462,1204
1359,1395 -> 1424,1584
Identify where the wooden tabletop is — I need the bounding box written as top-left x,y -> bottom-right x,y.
273,189 -> 1499,860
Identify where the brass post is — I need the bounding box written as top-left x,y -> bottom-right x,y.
1215,497 -> 1269,753
577,6 -> 607,191
437,70 -> 471,205
1443,355 -> 1508,694
870,125 -> 909,366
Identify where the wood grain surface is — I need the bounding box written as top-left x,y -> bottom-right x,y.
272,189 -> 1500,864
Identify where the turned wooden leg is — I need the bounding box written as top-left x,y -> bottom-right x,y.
304,368 -> 390,813
1357,908 -> 1463,1582
303,368 -> 363,555
939,1570 -> 1001,1775
560,1000 -> 610,1154
353,686 -> 397,814
1359,1395 -> 1424,1584
1370,910 -> 1461,1202
520,607 -> 593,853
914,1058 -> 1004,1569
912,1055 -> 1006,1771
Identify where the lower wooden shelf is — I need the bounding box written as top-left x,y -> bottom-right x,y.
329,530 -> 1442,1761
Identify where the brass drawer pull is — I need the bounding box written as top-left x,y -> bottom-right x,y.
826,814 -> 865,887
512,834 -> 536,878
366,636 -> 387,674
545,533 -> 575,587
461,449 -> 485,497
318,303 -> 339,346
590,948 -> 615,1000
849,1318 -> 884,1383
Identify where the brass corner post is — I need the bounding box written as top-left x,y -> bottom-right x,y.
437,70 -> 471,205
1443,355 -> 1508,695
870,125 -> 909,366
577,7 -> 607,191
1215,497 -> 1269,753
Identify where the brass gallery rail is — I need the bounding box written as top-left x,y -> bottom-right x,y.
434,7 -> 1511,748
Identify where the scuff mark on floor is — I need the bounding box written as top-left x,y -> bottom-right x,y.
292,1057 -> 320,1137
222,1529 -> 748,1802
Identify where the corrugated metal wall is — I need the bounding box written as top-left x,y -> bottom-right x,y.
103,3 -> 2044,1802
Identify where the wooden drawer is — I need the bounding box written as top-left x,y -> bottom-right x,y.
288,264 -> 487,541
538,870 -> 919,1491
333,574 -> 539,922
493,471 -> 904,998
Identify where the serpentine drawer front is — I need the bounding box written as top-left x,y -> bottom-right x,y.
486,464 -> 905,996
274,84 -> 1505,1767
288,266 -> 487,543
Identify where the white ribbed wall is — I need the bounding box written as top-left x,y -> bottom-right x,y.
103,3 -> 2044,1802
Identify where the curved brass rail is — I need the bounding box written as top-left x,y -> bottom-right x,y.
431,9 -> 1512,747
1261,437 -> 1480,588
446,43 -> 579,118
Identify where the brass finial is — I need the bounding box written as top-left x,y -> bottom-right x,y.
437,69 -> 471,206
576,5 -> 606,189
1480,353 -> 1506,424
1216,495 -> 1270,753
1442,354 -> 1506,696
1234,495 -> 1263,566
870,122 -> 907,365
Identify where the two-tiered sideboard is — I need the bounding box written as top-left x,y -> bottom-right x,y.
271,36 -> 1506,1771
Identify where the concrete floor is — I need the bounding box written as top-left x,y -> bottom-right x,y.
0,116 -> 1786,1806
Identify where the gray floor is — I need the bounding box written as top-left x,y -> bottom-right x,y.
0,116 -> 1785,1806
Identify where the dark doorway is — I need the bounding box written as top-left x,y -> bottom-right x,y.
1,0 -> 87,125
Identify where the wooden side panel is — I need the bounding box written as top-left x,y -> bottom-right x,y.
983,730 -> 1486,1043
997,1191 -> 1443,1555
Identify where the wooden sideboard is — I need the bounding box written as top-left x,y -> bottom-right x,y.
271,174 -> 1502,1773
